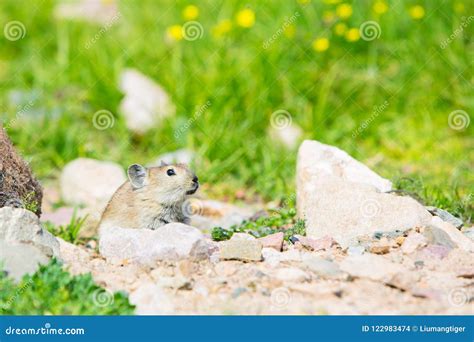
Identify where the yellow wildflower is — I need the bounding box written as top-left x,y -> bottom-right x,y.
336,3 -> 353,19
212,19 -> 232,37
284,24 -> 296,38
334,22 -> 347,36
312,38 -> 330,52
345,28 -> 360,42
167,25 -> 183,41
409,5 -> 425,20
183,5 -> 199,20
373,1 -> 388,15
236,9 -> 255,28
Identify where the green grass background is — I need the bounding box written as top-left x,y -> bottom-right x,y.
0,0 -> 472,221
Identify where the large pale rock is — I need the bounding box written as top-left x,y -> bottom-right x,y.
99,223 -> 211,264
219,233 -> 262,261
60,158 -> 126,208
0,207 -> 59,257
296,140 -> 431,247
119,69 -> 175,134
0,241 -> 49,281
268,123 -> 303,149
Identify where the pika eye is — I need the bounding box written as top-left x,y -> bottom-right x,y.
166,169 -> 176,176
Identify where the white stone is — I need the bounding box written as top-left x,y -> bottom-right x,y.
149,149 -> 195,166
0,207 -> 59,257
268,123 -> 303,149
274,267 -> 310,282
401,232 -> 427,254
339,254 -> 406,282
60,158 -> 126,208
296,140 -> 431,247
219,233 -> 262,261
119,69 -> 175,134
0,241 -> 49,281
129,283 -> 174,315
54,0 -> 120,24
99,223 -> 211,264
430,216 -> 474,252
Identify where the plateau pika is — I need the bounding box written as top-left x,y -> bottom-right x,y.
99,162 -> 199,230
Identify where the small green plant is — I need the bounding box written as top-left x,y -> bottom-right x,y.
211,208 -> 305,242
0,259 -> 134,315
44,210 -> 88,244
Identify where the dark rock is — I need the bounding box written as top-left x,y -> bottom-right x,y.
423,226 -> 457,249
426,206 -> 463,229
0,128 -> 42,216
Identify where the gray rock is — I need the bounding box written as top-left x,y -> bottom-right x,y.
268,123 -> 303,149
274,267 -> 310,282
0,207 -> 60,257
463,227 -> 474,241
119,69 -> 175,134
60,158 -> 126,208
0,241 -> 49,281
296,140 -> 432,247
429,216 -> 474,252
426,206 -> 463,229
422,226 -> 456,249
303,255 -> 342,278
219,233 -> 262,261
99,223 -> 212,264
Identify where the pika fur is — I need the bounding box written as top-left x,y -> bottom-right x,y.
99,162 -> 199,231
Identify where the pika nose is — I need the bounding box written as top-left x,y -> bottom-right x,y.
193,175 -> 198,183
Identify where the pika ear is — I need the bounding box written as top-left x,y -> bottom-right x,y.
160,160 -> 169,167
127,164 -> 148,189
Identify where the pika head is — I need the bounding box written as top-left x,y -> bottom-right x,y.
127,162 -> 199,204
